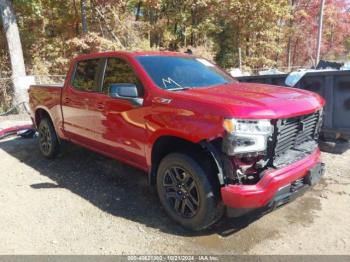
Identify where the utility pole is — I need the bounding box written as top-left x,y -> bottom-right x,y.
316,0 -> 326,67
0,0 -> 27,106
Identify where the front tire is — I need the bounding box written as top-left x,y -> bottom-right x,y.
156,153 -> 223,231
38,118 -> 60,159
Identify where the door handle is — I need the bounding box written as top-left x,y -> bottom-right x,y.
96,103 -> 105,111
63,97 -> 71,104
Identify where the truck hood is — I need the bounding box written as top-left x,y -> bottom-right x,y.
177,83 -> 325,119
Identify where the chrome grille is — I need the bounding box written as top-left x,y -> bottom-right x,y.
273,111 -> 321,158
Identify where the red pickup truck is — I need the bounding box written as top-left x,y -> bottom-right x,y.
29,51 -> 325,231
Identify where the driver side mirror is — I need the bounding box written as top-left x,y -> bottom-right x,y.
109,83 -> 143,106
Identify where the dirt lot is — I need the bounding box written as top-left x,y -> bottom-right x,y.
0,116 -> 350,255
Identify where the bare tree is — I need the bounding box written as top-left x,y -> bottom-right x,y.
81,0 -> 89,34
286,0 -> 296,72
316,0 -> 326,66
0,0 -> 27,105
135,1 -> 142,21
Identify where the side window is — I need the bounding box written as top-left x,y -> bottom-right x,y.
72,59 -> 101,92
102,57 -> 142,95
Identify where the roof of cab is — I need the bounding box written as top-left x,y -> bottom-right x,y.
73,51 -> 192,61
131,51 -> 191,57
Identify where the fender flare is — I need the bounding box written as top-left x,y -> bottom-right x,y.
147,133 -> 226,187
34,106 -> 59,131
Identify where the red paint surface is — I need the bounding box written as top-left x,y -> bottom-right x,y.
0,124 -> 33,138
28,51 -> 325,209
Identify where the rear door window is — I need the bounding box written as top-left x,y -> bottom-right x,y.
72,59 -> 101,92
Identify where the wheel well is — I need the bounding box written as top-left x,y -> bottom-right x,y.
149,136 -> 221,188
34,109 -> 51,127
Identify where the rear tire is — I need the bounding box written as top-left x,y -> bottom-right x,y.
38,118 -> 60,159
156,153 -> 223,231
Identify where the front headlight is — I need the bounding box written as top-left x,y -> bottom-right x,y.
223,119 -> 274,155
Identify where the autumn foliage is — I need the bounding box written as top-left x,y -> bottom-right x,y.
1,0 -> 350,75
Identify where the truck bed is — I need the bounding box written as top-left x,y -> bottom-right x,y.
28,84 -> 63,130
30,84 -> 63,88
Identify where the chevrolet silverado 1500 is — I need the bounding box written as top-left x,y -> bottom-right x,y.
29,51 -> 325,230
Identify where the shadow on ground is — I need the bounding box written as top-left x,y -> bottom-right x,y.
0,136 -> 270,237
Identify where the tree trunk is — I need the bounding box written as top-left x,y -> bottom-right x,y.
81,0 -> 88,34
0,0 -> 27,105
287,0 -> 296,72
135,1 -> 141,21
190,7 -> 195,46
73,0 -> 80,36
287,37 -> 292,71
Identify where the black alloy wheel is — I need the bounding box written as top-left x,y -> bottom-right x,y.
156,153 -> 223,231
162,166 -> 200,218
39,123 -> 52,155
38,118 -> 60,159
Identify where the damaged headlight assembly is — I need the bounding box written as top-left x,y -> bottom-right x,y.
222,119 -> 274,155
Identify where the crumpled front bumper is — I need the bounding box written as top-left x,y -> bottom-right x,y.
221,148 -> 323,215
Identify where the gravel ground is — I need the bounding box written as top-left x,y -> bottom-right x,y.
0,115 -> 349,255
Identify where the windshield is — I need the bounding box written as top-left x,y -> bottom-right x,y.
136,56 -> 235,90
